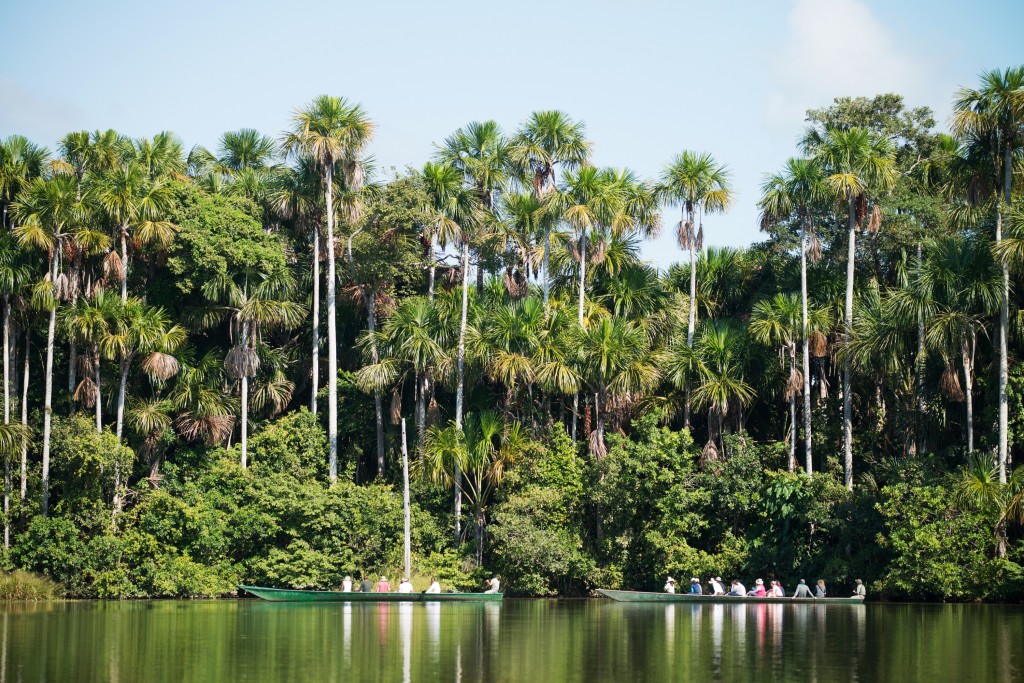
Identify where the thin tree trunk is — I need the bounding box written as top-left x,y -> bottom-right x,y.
367,290 -> 385,479
996,148 -> 1010,481
19,334 -> 28,504
120,228 -> 128,302
241,374 -> 249,468
115,360 -> 129,440
542,229 -> 551,309
915,241 -> 926,455
842,193 -> 855,490
801,218 -> 812,472
41,252 -> 58,515
68,341 -> 76,405
326,164 -> 339,483
454,239 -> 470,544
685,209 -> 696,429
577,229 -> 587,325
417,373 -> 428,447
94,348 -> 102,432
311,226 -> 320,415
2,295 -> 7,550
962,334 -> 974,453
427,236 -> 436,300
401,418 -> 411,579
789,352 -> 797,473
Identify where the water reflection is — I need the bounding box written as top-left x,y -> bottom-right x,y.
1,600 -> 1022,682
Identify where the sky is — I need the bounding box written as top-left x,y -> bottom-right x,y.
3,0 -> 1022,269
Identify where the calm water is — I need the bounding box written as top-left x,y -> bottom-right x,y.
1,599 -> 1021,682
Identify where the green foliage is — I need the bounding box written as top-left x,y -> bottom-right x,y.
0,571 -> 59,600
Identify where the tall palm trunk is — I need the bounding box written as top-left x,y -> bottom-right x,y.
996,144 -> 1012,482
454,239 -> 470,544
685,207 -> 697,428
41,252 -> 58,515
240,323 -> 250,469
577,229 -> 587,325
310,226 -> 320,414
367,290 -> 385,478
93,347 -> 101,432
842,193 -> 856,490
962,332 -> 975,453
325,163 -> 339,483
427,237 -> 436,300
417,373 -> 428,446
542,230 -> 551,309
2,295 -> 7,549
801,218 -> 813,474
789,344 -> 797,473
19,335 -> 28,504
915,241 -> 926,456
120,226 -> 128,301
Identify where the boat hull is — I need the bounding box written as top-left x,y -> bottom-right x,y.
239,586 -> 503,602
597,589 -> 864,605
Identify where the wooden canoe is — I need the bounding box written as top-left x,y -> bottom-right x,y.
597,589 -> 865,605
238,586 -> 503,602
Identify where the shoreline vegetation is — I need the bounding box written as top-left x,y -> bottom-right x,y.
0,70 -> 1022,604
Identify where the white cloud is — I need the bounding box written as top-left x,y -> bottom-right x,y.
766,0 -> 935,127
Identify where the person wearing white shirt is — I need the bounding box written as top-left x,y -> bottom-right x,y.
341,576 -> 353,592
664,577 -> 676,594
484,577 -> 501,594
397,578 -> 414,593
709,577 -> 725,595
426,578 -> 441,594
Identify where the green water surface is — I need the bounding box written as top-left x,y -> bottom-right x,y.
1,599 -> 1021,682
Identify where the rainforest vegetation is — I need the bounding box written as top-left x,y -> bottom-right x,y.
0,68 -> 1022,600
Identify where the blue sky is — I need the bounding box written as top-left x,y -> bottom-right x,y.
3,0 -> 1022,269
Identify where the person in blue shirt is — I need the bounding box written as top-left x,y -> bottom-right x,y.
689,578 -> 702,595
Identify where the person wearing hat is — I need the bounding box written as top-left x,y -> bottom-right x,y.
664,577 -> 677,594
342,575 -> 353,592
746,579 -> 766,597
397,577 -> 414,593
792,579 -> 813,599
689,578 -> 703,595
376,575 -> 391,593
854,579 -> 866,597
709,577 -> 726,595
484,576 -> 501,594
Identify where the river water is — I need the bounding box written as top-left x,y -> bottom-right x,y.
1,599 -> 1021,682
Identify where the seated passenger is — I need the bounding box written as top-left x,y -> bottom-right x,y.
709,577 -> 726,595
376,576 -> 391,593
426,577 -> 441,594
664,577 -> 676,594
792,579 -> 813,598
397,577 -> 414,593
689,578 -> 702,595
484,576 -> 501,594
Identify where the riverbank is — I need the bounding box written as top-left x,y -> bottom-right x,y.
0,571 -> 59,600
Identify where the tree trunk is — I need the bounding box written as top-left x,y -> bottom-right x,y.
367,290 -> 385,479
19,334 -> 28,504
417,373 -> 428,447
685,208 -> 696,429
326,164 -> 339,483
120,227 -> 129,302
962,334 -> 974,453
115,359 -> 130,440
454,239 -> 470,544
240,374 -> 249,469
427,237 -> 436,300
996,146 -> 1011,481
41,252 -> 59,515
2,296 -> 8,428
401,418 -> 411,580
801,218 -> 813,473
577,229 -> 587,325
789,356 -> 797,473
94,347 -> 102,432
68,340 -> 76,409
915,242 -> 926,455
311,226 -> 320,415
542,229 -> 551,309
842,193 -> 856,490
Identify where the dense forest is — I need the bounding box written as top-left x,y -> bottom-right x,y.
0,67 -> 1022,600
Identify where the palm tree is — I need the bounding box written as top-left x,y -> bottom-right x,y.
421,410 -> 526,562
13,175 -> 89,514
61,291 -> 117,431
758,157 -> 829,471
54,130 -> 126,198
95,164 -> 177,301
0,135 -> 49,228
574,315 -> 659,457
282,95 -> 375,482
131,132 -> 187,181
688,320 -> 755,460
0,422 -> 32,549
170,349 -> 237,448
951,66 -> 1024,483
509,112 -> 591,307
955,456 -> 1024,558
750,294 -> 803,471
808,127 -> 897,489
218,129 -> 278,172
196,269 -> 305,468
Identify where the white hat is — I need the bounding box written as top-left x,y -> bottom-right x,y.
755,578 -> 764,585
715,577 -> 722,582
667,577 -> 676,583
691,577 -> 699,583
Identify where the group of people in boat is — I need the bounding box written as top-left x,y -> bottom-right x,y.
664,576 -> 867,598
338,575 -> 501,594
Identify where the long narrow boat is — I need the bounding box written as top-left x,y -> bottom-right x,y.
239,586 -> 503,602
597,589 -> 864,605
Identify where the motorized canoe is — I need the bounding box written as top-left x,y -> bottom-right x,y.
597,589 -> 865,605
239,586 -> 503,602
